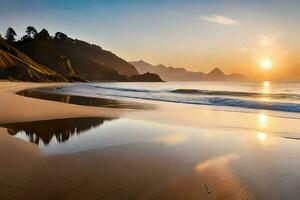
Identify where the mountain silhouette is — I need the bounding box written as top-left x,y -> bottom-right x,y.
207,67 -> 225,76
130,60 -> 206,81
130,60 -> 247,81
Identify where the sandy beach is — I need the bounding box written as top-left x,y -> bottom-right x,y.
2,82 -> 300,200
0,82 -> 193,200
0,82 -> 123,123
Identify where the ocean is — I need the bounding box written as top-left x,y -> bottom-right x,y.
56,81 -> 300,115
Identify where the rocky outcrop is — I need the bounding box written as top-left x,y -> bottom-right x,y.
59,55 -> 75,76
129,72 -> 163,82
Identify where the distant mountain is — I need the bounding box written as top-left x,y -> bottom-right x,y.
130,60 -> 206,81
207,67 -> 225,77
130,60 -> 247,81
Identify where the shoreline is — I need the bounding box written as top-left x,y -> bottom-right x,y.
17,85 -> 155,110
0,82 -> 125,124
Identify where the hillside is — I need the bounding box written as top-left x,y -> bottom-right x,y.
0,37 -> 72,82
14,33 -> 138,81
130,60 -> 247,81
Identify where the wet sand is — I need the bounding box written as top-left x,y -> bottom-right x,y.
18,87 -> 154,110
2,82 -> 300,199
0,82 -> 191,200
0,82 -> 124,124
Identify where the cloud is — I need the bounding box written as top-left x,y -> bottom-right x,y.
258,32 -> 283,46
199,14 -> 240,26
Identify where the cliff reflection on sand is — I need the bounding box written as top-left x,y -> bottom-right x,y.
1,117 -> 112,145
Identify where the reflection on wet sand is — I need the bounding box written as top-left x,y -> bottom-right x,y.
152,133 -> 190,146
195,154 -> 239,172
151,153 -> 255,200
257,132 -> 267,142
1,117 -> 111,145
17,88 -> 153,110
194,154 -> 255,200
258,113 -> 268,128
2,111 -> 300,199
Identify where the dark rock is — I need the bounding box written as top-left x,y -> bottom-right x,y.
129,72 -> 163,82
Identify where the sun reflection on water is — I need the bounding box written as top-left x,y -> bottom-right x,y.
263,81 -> 270,87
257,132 -> 267,142
258,113 -> 268,128
260,81 -> 271,101
257,113 -> 269,143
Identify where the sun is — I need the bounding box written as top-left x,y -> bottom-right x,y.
260,58 -> 273,70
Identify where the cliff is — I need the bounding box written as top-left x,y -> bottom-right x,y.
14,35 -> 138,81
0,37 -> 72,82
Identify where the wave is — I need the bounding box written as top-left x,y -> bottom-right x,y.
171,89 -> 300,100
88,85 -> 155,93
57,84 -> 300,114
171,89 -> 259,96
205,97 -> 300,113
105,96 -> 300,113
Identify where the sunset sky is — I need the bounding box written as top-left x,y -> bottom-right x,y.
1,0 -> 300,80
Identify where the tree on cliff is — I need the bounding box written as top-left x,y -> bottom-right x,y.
25,26 -> 37,38
34,29 -> 51,40
5,27 -> 17,42
54,32 -> 68,41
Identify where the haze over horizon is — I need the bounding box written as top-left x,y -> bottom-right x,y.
1,0 -> 300,80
